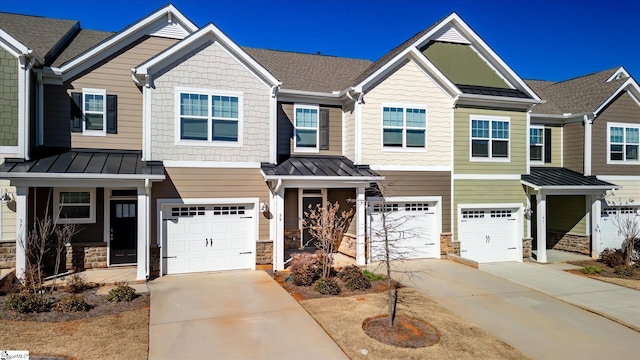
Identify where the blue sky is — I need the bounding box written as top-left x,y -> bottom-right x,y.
2,0 -> 638,81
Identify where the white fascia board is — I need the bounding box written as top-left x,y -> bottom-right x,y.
407,48 -> 460,97
521,180 -> 618,193
594,78 -> 640,115
278,89 -> 341,98
597,175 -> 640,182
1,173 -> 165,181
277,92 -> 344,106
456,93 -> 543,107
57,5 -> 197,81
262,175 -> 383,182
0,30 -> 29,57
134,23 -> 279,87
606,67 -> 630,82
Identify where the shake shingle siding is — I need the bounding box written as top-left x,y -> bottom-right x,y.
0,47 -> 18,147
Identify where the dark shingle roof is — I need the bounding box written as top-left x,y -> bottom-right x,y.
0,12 -> 78,64
0,150 -> 164,178
525,68 -> 624,115
261,156 -> 379,178
51,29 -> 115,67
244,47 -> 371,93
457,85 -> 530,98
522,167 -> 616,188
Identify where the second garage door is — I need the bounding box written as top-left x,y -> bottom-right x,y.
599,205 -> 640,251
164,204 -> 256,275
459,207 -> 519,263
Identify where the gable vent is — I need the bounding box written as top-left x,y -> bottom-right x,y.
147,21 -> 190,40
434,26 -> 471,44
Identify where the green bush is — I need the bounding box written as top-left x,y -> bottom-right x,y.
599,248 -> 625,268
289,253 -> 321,286
105,283 -> 137,302
613,265 -> 635,277
362,269 -> 385,281
65,273 -> 88,294
314,278 -> 341,295
581,265 -> 603,274
338,265 -> 362,282
346,274 -> 371,291
54,294 -> 92,312
5,292 -> 50,313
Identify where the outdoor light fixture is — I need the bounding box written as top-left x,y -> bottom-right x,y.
0,189 -> 14,203
523,207 -> 533,216
260,202 -> 269,212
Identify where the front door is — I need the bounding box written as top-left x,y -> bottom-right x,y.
110,200 -> 137,264
301,196 -> 323,249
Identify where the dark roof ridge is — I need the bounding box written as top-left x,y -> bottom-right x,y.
0,10 -> 76,22
550,67 -> 621,85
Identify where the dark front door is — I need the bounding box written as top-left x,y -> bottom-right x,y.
110,200 -> 137,264
302,196 -> 323,249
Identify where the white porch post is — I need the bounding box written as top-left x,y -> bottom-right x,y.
136,185 -> 149,281
15,186 -> 28,280
274,187 -> 285,270
356,186 -> 366,265
536,191 -> 547,263
591,194 -> 601,259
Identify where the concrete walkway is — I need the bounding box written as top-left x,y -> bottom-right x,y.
148,270 -> 347,360
383,259 -> 640,359
481,261 -> 640,330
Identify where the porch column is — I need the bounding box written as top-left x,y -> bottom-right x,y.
15,186 -> 28,280
273,187 -> 285,270
136,185 -> 149,281
590,194 -> 601,258
536,191 -> 547,263
356,186 -> 366,265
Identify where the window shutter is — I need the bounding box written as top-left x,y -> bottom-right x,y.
319,108 -> 329,150
106,94 -> 118,134
70,92 -> 83,132
544,128 -> 552,163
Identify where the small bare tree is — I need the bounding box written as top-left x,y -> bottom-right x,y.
303,201 -> 354,279
611,206 -> 640,265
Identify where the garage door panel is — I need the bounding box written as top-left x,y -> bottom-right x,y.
459,207 -> 519,263
600,206 -> 640,250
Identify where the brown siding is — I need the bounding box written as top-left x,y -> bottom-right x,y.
377,171 -> 452,232
284,188 -> 298,230
563,121 -> 584,173
151,167 -> 271,245
44,36 -> 177,150
277,102 -> 342,159
592,92 -> 640,175
328,188 -> 356,234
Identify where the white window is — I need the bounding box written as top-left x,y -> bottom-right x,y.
470,116 -> 510,161
294,104 -> 319,152
608,123 -> 639,164
82,89 -> 106,136
54,189 -> 96,224
529,126 -> 544,163
176,88 -> 242,146
382,105 -> 427,149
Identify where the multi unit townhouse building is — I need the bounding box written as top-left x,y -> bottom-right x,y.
0,5 -> 638,280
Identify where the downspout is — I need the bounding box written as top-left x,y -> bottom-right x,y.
583,113 -> 595,176
355,92 -> 364,165
36,71 -> 44,147
145,178 -> 151,279
19,54 -> 36,160
270,85 -> 279,164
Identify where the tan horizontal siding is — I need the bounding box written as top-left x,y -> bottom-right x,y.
343,102 -> 355,160
606,180 -> 640,203
0,180 -> 15,242
563,121 -> 584,173
151,167 -> 271,245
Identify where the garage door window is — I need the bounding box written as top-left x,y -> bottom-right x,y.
213,205 -> 246,215
462,210 -> 484,219
405,203 -> 429,211
172,206 -> 205,217
490,210 -> 512,218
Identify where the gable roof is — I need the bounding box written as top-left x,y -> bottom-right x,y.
522,167 -> 617,191
526,67 -> 639,116
261,156 -> 381,180
51,29 -> 114,67
243,48 -> 371,93
0,11 -> 78,64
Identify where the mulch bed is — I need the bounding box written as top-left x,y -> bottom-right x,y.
363,314 -> 440,348
567,260 -> 640,280
274,271 -> 399,301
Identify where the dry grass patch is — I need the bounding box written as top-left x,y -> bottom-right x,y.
301,287 -> 528,360
0,305 -> 149,360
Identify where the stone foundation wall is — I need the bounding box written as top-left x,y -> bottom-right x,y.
440,233 -> 460,256
522,238 -> 532,260
547,232 -> 590,255
0,242 -> 16,269
256,241 -> 273,265
338,233 -> 356,257
149,245 -> 160,279
65,243 -> 107,271
285,229 -> 301,250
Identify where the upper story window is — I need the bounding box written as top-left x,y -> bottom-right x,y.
382,105 -> 427,149
470,115 -> 509,161
295,105 -> 319,151
70,89 -> 117,136
608,123 -> 639,164
176,88 -> 242,146
54,188 -> 96,224
530,127 -> 544,162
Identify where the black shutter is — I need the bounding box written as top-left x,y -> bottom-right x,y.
107,94 -> 117,134
544,128 -> 552,163
319,108 -> 329,150
70,92 -> 83,132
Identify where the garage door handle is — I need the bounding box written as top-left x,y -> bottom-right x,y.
425,243 -> 435,246
240,216 -> 253,219
239,251 -> 253,255
508,247 -> 517,250
163,256 -> 177,259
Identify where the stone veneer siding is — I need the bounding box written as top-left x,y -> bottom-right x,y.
150,245 -> 160,279
285,229 -> 301,250
547,232 -> 590,255
0,242 -> 16,269
440,233 -> 460,256
522,238 -> 532,260
65,243 -> 107,271
256,241 -> 273,265
0,47 -> 18,146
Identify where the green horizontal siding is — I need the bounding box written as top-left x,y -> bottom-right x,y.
0,47 -> 18,147
422,42 -> 509,88
547,195 -> 587,235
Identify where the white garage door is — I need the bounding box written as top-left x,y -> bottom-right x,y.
599,206 -> 640,250
369,201 -> 440,261
459,208 -> 519,263
165,204 -> 255,275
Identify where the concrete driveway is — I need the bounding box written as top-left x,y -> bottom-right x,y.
148,270 -> 347,360
381,259 -> 640,359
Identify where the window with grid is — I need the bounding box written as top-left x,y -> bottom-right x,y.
471,118 -> 509,159
530,127 -> 544,162
382,106 -> 426,148
295,106 -> 318,149
54,189 -> 95,224
609,124 -> 639,162
178,91 -> 240,143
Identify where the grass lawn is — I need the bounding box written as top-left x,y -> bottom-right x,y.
567,260 -> 640,291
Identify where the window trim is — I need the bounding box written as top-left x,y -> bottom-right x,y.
469,115 -> 511,162
607,122 -> 640,165
380,103 -> 428,152
174,87 -> 243,148
54,188 -> 96,224
529,125 -> 544,165
293,103 -> 320,153
82,88 -> 107,137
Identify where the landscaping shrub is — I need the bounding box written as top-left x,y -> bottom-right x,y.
65,273 -> 88,294
289,253 -> 321,286
105,283 -> 137,302
599,248 -> 625,268
314,278 -> 341,295
346,274 -> 371,291
5,291 -> 50,313
338,265 -> 362,282
54,294 -> 92,312
362,269 -> 385,281
581,265 -> 603,274
613,265 -> 635,277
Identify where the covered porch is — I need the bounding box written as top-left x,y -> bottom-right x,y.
0,150 -> 164,281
